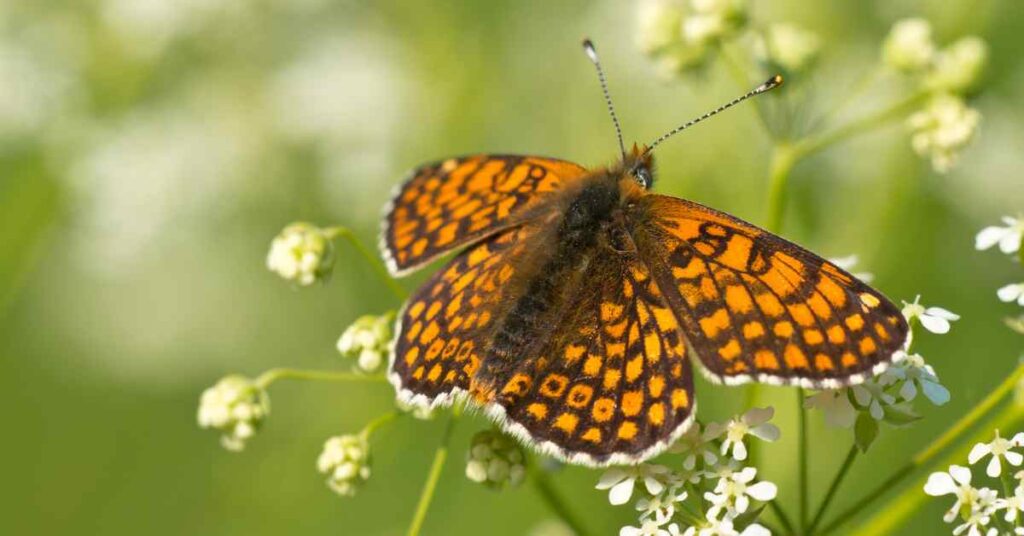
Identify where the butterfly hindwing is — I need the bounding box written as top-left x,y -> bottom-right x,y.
381,155 -> 587,276
630,194 -> 908,388
478,246 -> 695,465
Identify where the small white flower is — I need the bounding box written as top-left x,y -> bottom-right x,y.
266,222 -> 335,286
976,216 -> 1024,254
668,422 -> 718,469
637,486 -> 689,525
597,464 -> 672,506
396,399 -> 436,420
680,519 -> 769,536
882,18 -> 936,72
703,466 -> 777,520
996,485 -> 1024,526
902,295 -> 960,334
829,255 -> 874,283
681,0 -> 746,46
465,430 -> 526,489
851,381 -> 897,420
621,520 -> 673,536
926,36 -> 988,93
925,465 -> 987,522
953,511 -> 997,536
756,23 -> 821,72
804,389 -> 857,428
879,351 -> 951,406
998,283 -> 1024,307
197,375 -> 270,451
968,430 -> 1024,477
907,94 -> 981,173
336,312 -> 394,373
637,0 -> 685,55
704,407 -> 780,461
317,434 -> 371,497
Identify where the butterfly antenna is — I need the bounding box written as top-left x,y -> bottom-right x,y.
645,75 -> 784,154
582,38 -> 627,161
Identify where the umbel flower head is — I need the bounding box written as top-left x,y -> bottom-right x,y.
197,375 -> 270,451
907,93 -> 981,173
266,222 -> 335,286
465,429 -> 526,489
703,407 -> 780,461
317,434 -> 372,497
336,312 -> 394,373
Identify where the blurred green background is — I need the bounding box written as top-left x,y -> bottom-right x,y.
2,0 -> 1023,534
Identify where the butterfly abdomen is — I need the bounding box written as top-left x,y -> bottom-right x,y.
481,180 -> 619,378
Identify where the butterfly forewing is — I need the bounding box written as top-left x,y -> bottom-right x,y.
629,194 -> 908,388
381,155 -> 587,276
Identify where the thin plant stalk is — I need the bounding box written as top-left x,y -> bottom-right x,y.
407,406 -> 461,536
819,361 -> 1024,535
807,445 -> 858,534
530,462 -> 593,536
325,226 -> 407,300
798,388 -> 809,532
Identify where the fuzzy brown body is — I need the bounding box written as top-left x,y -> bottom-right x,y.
382,152 -> 908,466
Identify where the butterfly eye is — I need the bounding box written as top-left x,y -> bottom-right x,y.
633,167 -> 653,189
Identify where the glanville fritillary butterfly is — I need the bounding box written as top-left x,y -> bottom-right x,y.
380,39 -> 907,467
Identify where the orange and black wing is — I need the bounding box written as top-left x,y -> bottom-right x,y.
389,222 -> 549,407
630,194 -> 907,388
475,247 -> 695,466
381,155 -> 587,276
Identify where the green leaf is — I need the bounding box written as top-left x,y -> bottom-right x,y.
732,504 -> 768,530
855,412 -> 879,452
882,404 -> 922,427
1018,234 -> 1024,266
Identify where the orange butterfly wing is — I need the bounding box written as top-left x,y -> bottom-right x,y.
629,194 -> 908,388
381,155 -> 587,276
477,248 -> 695,466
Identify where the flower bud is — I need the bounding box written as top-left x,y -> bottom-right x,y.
197,375 -> 270,451
337,312 -> 394,373
926,36 -> 988,93
755,23 -> 821,72
266,222 -> 335,286
465,430 -> 526,489
907,94 -> 981,173
317,434 -> 371,497
882,18 -> 936,72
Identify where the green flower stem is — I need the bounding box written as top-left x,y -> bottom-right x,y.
792,90 -> 930,161
798,388 -> 809,533
407,405 -> 461,536
324,226 -> 407,300
254,368 -> 386,388
820,67 -> 884,124
850,406 -> 1024,536
359,410 -> 401,440
529,462 -> 593,536
807,445 -> 858,534
819,361 -> 1024,535
768,499 -> 797,535
764,142 -> 799,234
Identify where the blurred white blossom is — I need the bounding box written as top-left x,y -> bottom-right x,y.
976,217 -> 1023,254
851,381 -> 897,420
529,520 -> 576,536
682,0 -> 747,46
597,464 -> 673,506
968,430 -> 1024,478
197,375 -> 269,451
902,296 -> 960,334
879,352 -> 950,406
317,434 -> 371,497
703,466 -> 777,521
465,430 -> 526,489
266,223 -> 335,286
337,312 -> 394,373
755,23 -> 821,72
620,520 -> 675,536
926,36 -> 988,93
805,389 -> 857,428
100,0 -> 243,58
0,38 -> 80,140
681,519 -> 770,536
637,0 -> 685,55
704,407 -> 780,461
882,18 -> 936,72
669,422 -> 719,469
998,284 -> 1024,307
829,255 -> 874,283
907,94 -> 981,173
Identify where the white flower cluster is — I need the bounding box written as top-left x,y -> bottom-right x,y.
925,430 -> 1024,535
465,430 -> 526,489
197,375 -> 270,451
266,222 -> 335,286
599,409 -> 779,535
976,217 -> 1024,334
804,297 -> 953,446
883,18 -> 986,173
317,434 -> 372,497
637,0 -> 819,77
336,312 -> 394,373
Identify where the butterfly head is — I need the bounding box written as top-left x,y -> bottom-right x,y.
625,143 -> 655,190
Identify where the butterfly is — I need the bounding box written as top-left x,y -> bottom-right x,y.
380,40 -> 908,466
